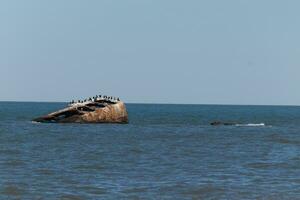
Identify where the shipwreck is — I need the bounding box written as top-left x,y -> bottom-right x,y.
33,95 -> 128,123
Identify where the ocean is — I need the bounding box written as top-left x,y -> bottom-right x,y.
1,102 -> 300,199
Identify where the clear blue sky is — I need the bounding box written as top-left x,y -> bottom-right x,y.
0,0 -> 299,105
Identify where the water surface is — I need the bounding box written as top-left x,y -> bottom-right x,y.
1,102 -> 300,199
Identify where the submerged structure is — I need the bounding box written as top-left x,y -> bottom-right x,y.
33,95 -> 128,123
210,121 -> 237,126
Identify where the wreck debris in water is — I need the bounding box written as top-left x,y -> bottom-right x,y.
33,95 -> 128,123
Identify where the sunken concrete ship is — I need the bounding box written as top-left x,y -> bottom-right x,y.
33,95 -> 128,123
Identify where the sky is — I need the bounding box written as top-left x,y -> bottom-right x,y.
0,0 -> 299,105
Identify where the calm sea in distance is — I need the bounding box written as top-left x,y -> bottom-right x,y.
1,102 -> 300,199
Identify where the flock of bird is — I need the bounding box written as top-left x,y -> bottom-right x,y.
69,95 -> 120,106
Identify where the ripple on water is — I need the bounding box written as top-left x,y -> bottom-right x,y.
0,149 -> 21,156
122,187 -> 148,194
59,176 -> 80,186
3,160 -> 26,167
60,194 -> 85,200
35,168 -> 55,176
180,184 -> 225,199
72,164 -> 105,172
129,147 -> 144,154
245,162 -> 289,170
1,185 -> 26,197
268,134 -> 300,145
77,185 -> 107,195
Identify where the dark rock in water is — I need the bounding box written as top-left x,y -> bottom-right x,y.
210,121 -> 223,126
33,101 -> 128,124
210,121 -> 237,126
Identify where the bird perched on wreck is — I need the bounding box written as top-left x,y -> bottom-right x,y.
33,94 -> 128,124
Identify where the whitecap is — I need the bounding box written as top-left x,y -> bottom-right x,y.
31,121 -> 41,124
236,123 -> 265,127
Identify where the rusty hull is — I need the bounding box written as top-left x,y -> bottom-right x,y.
33,101 -> 128,123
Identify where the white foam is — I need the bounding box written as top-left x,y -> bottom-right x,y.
236,123 -> 265,127
31,121 -> 41,124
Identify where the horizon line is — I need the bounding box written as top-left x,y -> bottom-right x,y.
0,100 -> 299,107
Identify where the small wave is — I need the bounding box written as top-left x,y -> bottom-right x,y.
235,123 -> 266,127
31,121 -> 41,124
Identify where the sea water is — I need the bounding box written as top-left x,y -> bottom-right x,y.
1,102 -> 300,199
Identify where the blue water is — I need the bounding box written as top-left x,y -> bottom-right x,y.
1,102 -> 300,199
